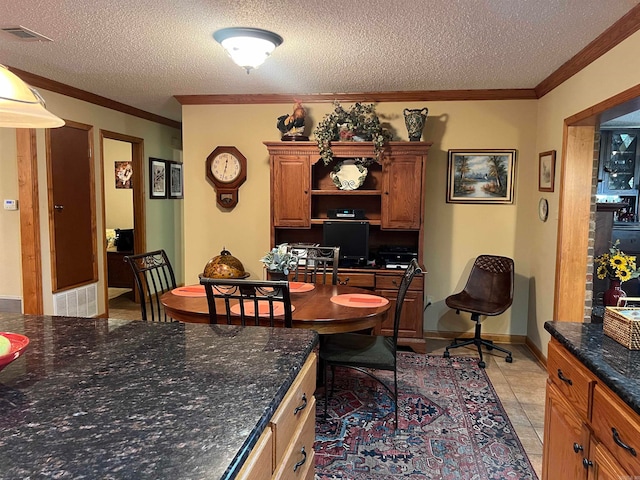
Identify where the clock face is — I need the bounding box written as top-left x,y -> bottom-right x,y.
210,153 -> 241,183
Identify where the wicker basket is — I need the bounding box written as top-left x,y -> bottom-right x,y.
603,301 -> 640,350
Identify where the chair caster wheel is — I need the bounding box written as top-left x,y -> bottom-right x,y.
506,356 -> 513,363
478,361 -> 486,368
486,344 -> 493,351
443,351 -> 450,358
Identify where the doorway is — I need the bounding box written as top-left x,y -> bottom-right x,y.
100,130 -> 146,317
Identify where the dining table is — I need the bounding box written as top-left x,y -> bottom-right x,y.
161,282 -> 391,334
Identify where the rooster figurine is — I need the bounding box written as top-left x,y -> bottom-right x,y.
277,102 -> 309,141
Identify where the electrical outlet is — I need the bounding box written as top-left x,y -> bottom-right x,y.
426,295 -> 433,305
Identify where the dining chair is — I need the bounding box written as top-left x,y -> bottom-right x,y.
442,254 -> 514,368
124,249 -> 177,322
199,277 -> 293,328
287,244 -> 340,285
320,258 -> 422,427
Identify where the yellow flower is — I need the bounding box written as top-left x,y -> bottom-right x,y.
610,254 -> 626,268
597,265 -> 609,279
617,266 -> 632,281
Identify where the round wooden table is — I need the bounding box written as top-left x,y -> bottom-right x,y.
161,283 -> 391,334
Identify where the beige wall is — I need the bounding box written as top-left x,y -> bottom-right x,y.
0,90 -> 182,314
182,100 -> 538,340
103,138 -> 134,230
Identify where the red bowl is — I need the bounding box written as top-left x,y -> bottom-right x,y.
0,332 -> 30,372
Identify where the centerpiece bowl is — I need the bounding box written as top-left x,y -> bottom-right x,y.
0,332 -> 30,372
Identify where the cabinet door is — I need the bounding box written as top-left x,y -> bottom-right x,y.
381,155 -> 423,229
587,441 -> 630,480
599,131 -> 638,194
375,289 -> 422,338
542,381 -> 589,480
272,156 -> 310,227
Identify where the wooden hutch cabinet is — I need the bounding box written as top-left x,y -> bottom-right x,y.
265,141 -> 431,353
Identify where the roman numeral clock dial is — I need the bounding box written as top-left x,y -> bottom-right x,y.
206,146 -> 247,209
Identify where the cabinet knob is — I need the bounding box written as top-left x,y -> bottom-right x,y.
582,458 -> 593,469
573,442 -> 583,453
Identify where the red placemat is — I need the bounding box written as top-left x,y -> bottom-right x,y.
171,285 -> 206,297
230,301 -> 295,317
290,282 -> 315,293
330,294 -> 389,308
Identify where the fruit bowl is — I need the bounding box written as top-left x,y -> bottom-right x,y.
0,332 -> 30,373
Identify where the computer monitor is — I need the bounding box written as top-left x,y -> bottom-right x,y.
322,221 -> 369,267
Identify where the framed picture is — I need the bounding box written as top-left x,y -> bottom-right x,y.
114,161 -> 133,189
538,150 -> 556,192
149,158 -> 167,199
168,161 -> 183,199
446,149 -> 516,204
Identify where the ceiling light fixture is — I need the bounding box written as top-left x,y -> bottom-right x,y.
213,27 -> 283,74
0,64 -> 64,128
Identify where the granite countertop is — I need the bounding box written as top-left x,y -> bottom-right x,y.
0,313 -> 318,479
545,321 -> 640,415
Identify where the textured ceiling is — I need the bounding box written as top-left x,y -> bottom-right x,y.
1,0 -> 639,122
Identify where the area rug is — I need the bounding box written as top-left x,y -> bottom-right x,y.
314,353 -> 538,479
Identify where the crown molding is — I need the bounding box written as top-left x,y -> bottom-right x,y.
8,66 -> 182,130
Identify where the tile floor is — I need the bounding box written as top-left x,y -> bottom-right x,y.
107,292 -> 546,478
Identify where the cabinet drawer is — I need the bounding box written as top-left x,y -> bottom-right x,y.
270,353 -> 317,463
235,426 -> 273,480
335,272 -> 375,288
376,273 -> 423,291
546,340 -> 595,420
592,384 -> 640,474
273,399 -> 316,480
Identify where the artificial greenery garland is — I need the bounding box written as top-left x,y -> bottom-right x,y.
314,101 -> 392,165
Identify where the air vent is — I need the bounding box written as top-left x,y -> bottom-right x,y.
1,26 -> 52,42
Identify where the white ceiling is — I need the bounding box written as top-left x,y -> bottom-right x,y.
1,0 -> 639,122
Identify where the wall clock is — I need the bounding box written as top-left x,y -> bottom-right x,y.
206,146 -> 247,209
538,198 -> 549,222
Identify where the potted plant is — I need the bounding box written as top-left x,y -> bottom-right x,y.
313,101 -> 392,166
595,239 -> 640,306
260,244 -> 299,278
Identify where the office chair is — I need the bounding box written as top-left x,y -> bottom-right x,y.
443,254 -> 514,368
320,258 -> 422,427
287,244 -> 340,285
124,250 -> 176,322
199,277 -> 293,328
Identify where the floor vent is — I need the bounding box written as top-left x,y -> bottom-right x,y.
1,26 -> 53,42
53,284 -> 98,317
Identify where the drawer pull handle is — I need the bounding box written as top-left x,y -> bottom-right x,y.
612,427 -> 637,456
338,277 -> 350,286
294,393 -> 307,415
293,446 -> 307,472
573,443 -> 583,453
557,369 -> 573,385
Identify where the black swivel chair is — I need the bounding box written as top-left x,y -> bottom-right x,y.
124,249 -> 177,322
443,255 -> 514,368
287,244 -> 340,285
199,277 -> 293,328
320,258 -> 422,427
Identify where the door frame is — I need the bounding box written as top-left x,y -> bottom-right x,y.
100,130 -> 146,315
555,84 -> 640,321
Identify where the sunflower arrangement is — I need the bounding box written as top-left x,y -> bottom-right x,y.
595,239 -> 640,282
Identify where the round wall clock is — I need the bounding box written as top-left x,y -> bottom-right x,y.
206,146 -> 247,209
538,198 -> 549,222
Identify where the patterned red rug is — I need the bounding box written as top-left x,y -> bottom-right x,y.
314,353 -> 538,479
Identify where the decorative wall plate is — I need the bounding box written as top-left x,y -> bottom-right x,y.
538,198 -> 549,222
330,160 -> 368,190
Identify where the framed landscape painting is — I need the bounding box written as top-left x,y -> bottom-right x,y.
446,149 -> 516,204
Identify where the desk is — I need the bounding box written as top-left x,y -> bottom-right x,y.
161,283 -> 391,334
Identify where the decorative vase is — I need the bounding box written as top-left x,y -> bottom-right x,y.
403,107 -> 428,141
604,278 -> 626,307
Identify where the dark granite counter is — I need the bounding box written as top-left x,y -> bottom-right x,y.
0,313 -> 318,479
545,321 -> 640,415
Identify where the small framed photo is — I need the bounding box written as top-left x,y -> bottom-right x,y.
538,150 -> 556,192
149,158 -> 167,199
168,161 -> 183,199
446,149 -> 516,204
